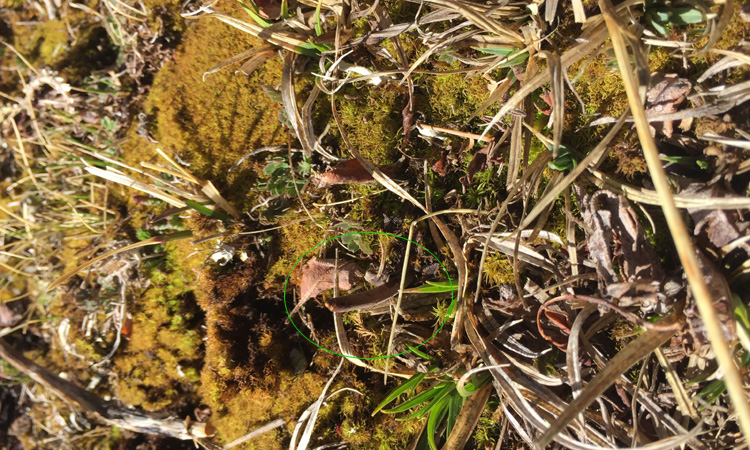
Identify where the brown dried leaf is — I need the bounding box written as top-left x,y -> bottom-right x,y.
579,190 -> 663,306
685,183 -> 750,254
460,142 -> 503,187
0,304 -> 20,328
536,88 -> 554,115
313,159 -> 396,188
431,150 -> 449,176
685,250 -> 736,348
255,0 -> 281,19
300,257 -> 361,303
645,73 -> 692,138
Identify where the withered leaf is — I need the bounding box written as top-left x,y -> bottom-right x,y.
685,183 -> 750,255
300,257 -> 361,303
536,89 -> 554,116
313,159 -> 397,188
431,150 -> 449,176
254,0 -> 281,19
578,189 -> 663,309
0,304 -> 20,328
645,73 -> 692,138
685,250 -> 736,348
460,141 -> 504,187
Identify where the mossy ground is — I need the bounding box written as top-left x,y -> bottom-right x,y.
10,0 -> 747,448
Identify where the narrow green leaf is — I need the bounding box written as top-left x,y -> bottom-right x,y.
372,372 -> 427,415
404,383 -> 456,419
384,382 -> 449,415
496,52 -> 529,68
415,280 -> 457,293
280,0 -> 288,17
446,391 -> 463,437
184,199 -> 231,221
314,0 -> 323,36
427,395 -> 451,450
472,46 -> 517,56
237,0 -> 273,27
407,346 -> 433,361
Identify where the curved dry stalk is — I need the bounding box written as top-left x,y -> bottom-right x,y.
223,419 -> 286,449
536,319 -> 681,448
537,51 -> 564,158
599,0 -> 750,442
586,170 -> 750,209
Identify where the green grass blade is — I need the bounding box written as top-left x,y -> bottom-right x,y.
414,280 -> 457,293
384,382 -> 449,415
404,383 -> 456,419
446,391 -> 463,437
372,372 -> 427,415
237,0 -> 273,27
184,199 -> 231,221
427,395 -> 451,450
314,0 -> 323,36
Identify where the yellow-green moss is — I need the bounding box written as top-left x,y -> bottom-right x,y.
265,218 -> 327,285
28,20 -> 69,66
112,240 -> 203,411
482,253 -> 515,286
135,6 -> 287,213
423,64 -> 492,125
331,84 -> 403,165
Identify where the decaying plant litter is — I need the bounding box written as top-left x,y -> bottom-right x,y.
1,0 -> 750,449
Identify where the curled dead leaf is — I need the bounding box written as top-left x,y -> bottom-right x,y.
313,159 -> 397,187
300,257 -> 361,303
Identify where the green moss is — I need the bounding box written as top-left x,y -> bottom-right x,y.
30,20 -> 69,66
482,253 -> 515,286
423,64 -> 492,125
331,84 -> 403,165
265,218 -> 327,285
135,8 -> 288,214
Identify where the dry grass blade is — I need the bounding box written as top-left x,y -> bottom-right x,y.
420,0 -> 523,44
586,170 -> 750,209
290,358 -> 347,450
188,8 -> 312,53
202,181 -> 241,219
440,383 -> 492,450
571,0 -> 586,23
653,348 -> 699,423
480,20 -> 610,139
283,54 -> 323,158
46,231 -> 193,291
203,45 -> 276,81
223,419 -> 286,449
538,51 -> 564,158
518,110 -> 628,231
85,166 -> 187,208
598,0 -> 750,443
535,321 -> 679,449
0,338 -> 211,440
